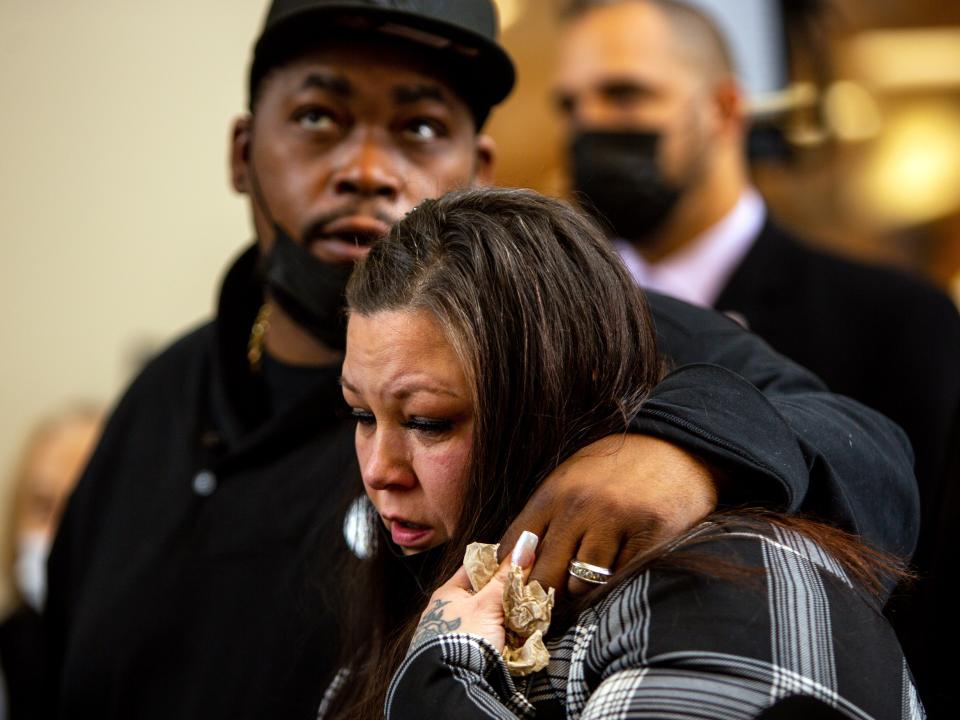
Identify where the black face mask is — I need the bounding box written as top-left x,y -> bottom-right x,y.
245,126 -> 355,352
262,224 -> 353,351
570,130 -> 683,244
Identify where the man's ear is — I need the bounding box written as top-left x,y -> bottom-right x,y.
230,115 -> 253,194
711,76 -> 746,138
472,134 -> 497,187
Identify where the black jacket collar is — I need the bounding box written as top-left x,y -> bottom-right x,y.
206,244 -> 344,462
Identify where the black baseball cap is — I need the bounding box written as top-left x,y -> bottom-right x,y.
249,0 -> 517,127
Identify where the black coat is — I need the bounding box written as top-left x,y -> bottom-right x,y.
43,245 -> 917,720
714,221 -> 960,714
0,606 -> 44,720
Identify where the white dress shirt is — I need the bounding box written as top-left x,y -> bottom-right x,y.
613,188 -> 766,308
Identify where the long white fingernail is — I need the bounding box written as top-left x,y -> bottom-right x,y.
511,530 -> 539,568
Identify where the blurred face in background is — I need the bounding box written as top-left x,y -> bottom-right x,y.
231,39 -> 495,263
553,1 -> 745,251
554,1 -> 718,190
11,412 -> 101,610
341,309 -> 474,555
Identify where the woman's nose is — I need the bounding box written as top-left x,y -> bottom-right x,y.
361,430 -> 415,491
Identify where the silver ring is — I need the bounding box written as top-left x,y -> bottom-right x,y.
567,559 -> 613,585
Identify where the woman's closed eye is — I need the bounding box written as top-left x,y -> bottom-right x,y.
403,417 -> 453,437
350,409 -> 376,427
350,410 -> 453,437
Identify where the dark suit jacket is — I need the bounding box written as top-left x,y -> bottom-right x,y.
714,220 -> 960,715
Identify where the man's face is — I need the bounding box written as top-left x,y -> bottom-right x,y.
553,2 -> 715,186
231,40 -> 495,264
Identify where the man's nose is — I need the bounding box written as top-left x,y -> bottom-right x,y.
362,430 -> 415,491
331,133 -> 402,202
568,95 -> 623,130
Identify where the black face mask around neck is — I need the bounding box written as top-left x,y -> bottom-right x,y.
570,130 -> 683,244
244,131 -> 354,352
261,224 -> 353,351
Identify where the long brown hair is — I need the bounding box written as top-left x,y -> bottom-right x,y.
329,188 -> 664,717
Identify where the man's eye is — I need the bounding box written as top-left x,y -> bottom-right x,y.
601,82 -> 650,107
404,118 -> 448,141
296,108 -> 338,132
555,93 -> 576,118
351,409 -> 375,427
403,417 -> 453,436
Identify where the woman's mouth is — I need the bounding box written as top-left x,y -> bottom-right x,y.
387,518 -> 436,552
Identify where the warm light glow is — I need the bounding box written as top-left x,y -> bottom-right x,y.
845,28 -> 960,90
748,81 -> 817,117
493,0 -> 526,31
824,81 -> 883,142
855,104 -> 960,226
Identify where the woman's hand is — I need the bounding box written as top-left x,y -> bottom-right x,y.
410,532 -> 538,653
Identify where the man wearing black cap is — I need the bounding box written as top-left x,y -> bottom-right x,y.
43,2 -> 916,719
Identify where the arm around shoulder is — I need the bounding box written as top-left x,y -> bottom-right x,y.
638,293 -> 918,559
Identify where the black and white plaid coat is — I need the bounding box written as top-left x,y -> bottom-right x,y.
384,522 -> 924,719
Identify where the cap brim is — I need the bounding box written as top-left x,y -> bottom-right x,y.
252,5 -> 515,110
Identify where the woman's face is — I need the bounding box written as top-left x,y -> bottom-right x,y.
341,308 -> 474,555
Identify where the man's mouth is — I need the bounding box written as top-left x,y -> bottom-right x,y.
307,216 -> 392,263
322,216 -> 391,244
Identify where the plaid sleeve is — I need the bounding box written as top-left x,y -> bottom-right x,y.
385,634 -> 534,719
571,525 -> 923,720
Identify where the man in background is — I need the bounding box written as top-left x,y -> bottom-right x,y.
44,1 -> 918,718
554,0 -> 960,712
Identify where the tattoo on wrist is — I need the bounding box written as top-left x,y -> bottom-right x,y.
410,599 -> 462,650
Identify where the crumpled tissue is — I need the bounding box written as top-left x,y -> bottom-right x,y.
463,542 -> 555,676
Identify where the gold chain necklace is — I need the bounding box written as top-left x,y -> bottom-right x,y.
247,303 -> 272,372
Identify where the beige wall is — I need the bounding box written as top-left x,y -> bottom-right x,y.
0,0 -> 268,606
